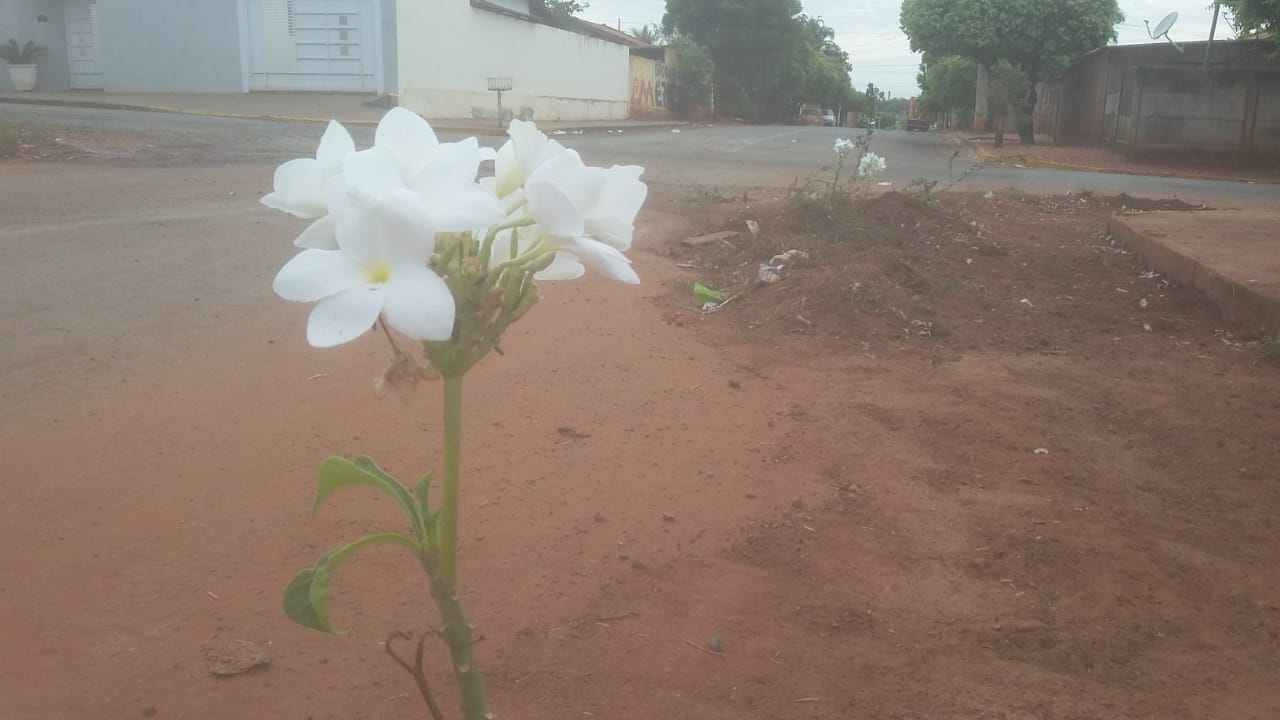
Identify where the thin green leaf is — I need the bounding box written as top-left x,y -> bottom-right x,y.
312,456 -> 425,542
283,532 -> 419,634
415,471 -> 434,518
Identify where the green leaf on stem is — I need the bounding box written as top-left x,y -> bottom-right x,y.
283,532 -> 420,634
312,456 -> 426,543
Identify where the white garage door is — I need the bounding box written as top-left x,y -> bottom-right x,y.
247,0 -> 379,91
65,0 -> 103,90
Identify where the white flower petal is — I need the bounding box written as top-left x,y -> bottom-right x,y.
306,285 -> 385,347
273,249 -> 365,302
423,184 -> 507,232
294,215 -> 340,250
375,107 -> 439,180
382,264 -> 457,341
585,215 -> 634,251
533,251 -> 587,281
563,237 -> 639,284
316,120 -> 355,172
492,139 -> 520,198
526,179 -> 585,240
343,147 -> 405,197
262,158 -> 326,218
417,138 -> 484,189
531,151 -> 603,210
336,192 -> 436,266
596,165 -> 647,223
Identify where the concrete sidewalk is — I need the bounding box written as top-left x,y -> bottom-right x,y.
1110,210 -> 1280,336
955,131 -> 1280,186
0,90 -> 692,135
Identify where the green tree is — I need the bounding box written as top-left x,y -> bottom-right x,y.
668,37 -> 716,119
1222,0 -> 1280,38
985,60 -> 1030,148
799,14 -> 851,71
630,23 -> 663,44
900,0 -> 1123,143
918,55 -> 977,127
663,0 -> 852,122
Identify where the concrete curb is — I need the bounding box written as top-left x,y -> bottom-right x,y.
1110,214 -> 1280,336
968,139 -> 1277,186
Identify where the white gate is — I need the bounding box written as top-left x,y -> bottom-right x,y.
246,0 -> 379,91
65,0 -> 103,90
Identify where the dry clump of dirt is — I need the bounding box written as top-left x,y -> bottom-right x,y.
664,190 -> 1241,362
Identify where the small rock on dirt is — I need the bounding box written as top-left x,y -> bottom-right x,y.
202,640 -> 272,676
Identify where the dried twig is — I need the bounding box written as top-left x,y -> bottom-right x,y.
683,639 -> 725,658
385,631 -> 445,720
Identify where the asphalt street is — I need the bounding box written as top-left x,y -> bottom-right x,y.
3,103 -> 1279,206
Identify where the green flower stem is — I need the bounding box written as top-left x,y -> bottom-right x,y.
432,373 -> 490,719
437,374 -> 464,588
431,572 -> 490,720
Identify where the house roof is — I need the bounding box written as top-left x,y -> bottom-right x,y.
576,21 -> 655,49
471,1 -> 647,49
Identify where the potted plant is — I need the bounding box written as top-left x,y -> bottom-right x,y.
1,40 -> 49,92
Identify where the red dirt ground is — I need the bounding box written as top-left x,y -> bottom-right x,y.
2,178 -> 1279,719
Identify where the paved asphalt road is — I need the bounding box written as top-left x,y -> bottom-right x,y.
4,103 -> 1279,206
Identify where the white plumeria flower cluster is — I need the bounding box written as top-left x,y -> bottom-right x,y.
857,152 -> 887,178
834,138 -> 855,158
265,109 -> 647,348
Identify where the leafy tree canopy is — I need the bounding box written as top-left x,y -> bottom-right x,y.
900,0 -> 1123,81
1222,0 -> 1280,38
663,0 -> 856,121
918,55 -> 977,115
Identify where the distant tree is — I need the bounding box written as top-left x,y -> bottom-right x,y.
900,0 -> 1123,143
664,0 -> 813,121
630,23 -> 662,44
918,55 -> 977,126
798,14 -> 851,71
668,36 -> 716,118
1221,0 -> 1280,39
544,0 -> 588,16
985,60 -> 1030,148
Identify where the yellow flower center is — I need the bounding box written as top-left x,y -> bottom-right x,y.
364,262 -> 391,285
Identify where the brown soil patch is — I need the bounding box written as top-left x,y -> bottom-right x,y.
3,171 -> 1279,720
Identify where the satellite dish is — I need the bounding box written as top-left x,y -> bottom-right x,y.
1144,12 -> 1184,53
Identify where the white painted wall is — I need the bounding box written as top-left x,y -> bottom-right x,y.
395,2 -> 629,122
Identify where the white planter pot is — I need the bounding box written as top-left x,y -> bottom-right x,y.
7,64 -> 37,92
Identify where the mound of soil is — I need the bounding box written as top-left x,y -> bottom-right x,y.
665,190 -> 1228,363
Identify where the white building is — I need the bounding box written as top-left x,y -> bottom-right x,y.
0,0 -> 631,121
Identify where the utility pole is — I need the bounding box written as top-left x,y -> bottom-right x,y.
1203,2 -> 1221,70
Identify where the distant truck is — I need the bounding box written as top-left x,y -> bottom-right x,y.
906,97 -> 932,132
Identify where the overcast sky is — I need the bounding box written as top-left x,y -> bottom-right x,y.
579,1 -> 1237,98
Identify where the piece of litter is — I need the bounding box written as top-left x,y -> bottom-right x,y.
966,258 -> 973,265
1115,287 -> 1129,293
671,128 -> 681,133
692,281 -> 724,305
1020,298 -> 1035,308
1034,448 -> 1049,455
745,219 -> 760,237
1139,298 -> 1149,309
769,249 -> 809,266
308,373 -> 329,381
757,264 -> 783,284
551,130 -> 567,135
984,191 -> 995,199
1143,322 -> 1152,332
877,181 -> 893,186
